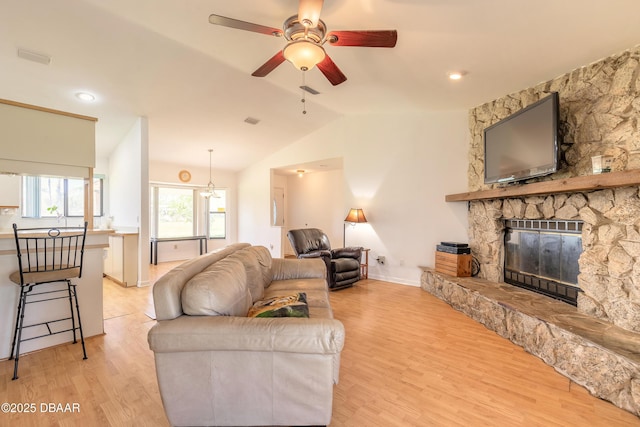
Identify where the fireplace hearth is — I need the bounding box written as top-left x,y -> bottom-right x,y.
504,219 -> 582,305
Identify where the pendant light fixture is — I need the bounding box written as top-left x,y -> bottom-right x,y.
200,148 -> 219,198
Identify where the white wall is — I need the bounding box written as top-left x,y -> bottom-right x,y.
109,119 -> 143,230
270,172 -> 287,256
0,175 -> 20,231
139,119 -> 150,286
0,175 -> 20,207
284,169 -> 345,255
108,117 -> 149,286
238,111 -> 469,286
239,163 -> 278,251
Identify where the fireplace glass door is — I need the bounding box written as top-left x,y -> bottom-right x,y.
504,219 -> 582,305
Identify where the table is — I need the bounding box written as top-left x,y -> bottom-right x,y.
150,235 -> 208,265
360,248 -> 370,279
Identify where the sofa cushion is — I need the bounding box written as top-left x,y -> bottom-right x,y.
308,305 -> 334,319
247,293 -> 309,318
264,287 -> 329,310
268,278 -> 327,293
181,258 -> 252,316
227,246 -> 272,302
152,243 -> 251,321
271,258 -> 326,281
247,246 -> 273,287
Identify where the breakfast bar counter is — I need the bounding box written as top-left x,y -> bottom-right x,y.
0,229 -> 111,359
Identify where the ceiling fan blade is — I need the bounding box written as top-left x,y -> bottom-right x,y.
317,54 -> 347,86
209,14 -> 283,37
298,0 -> 323,27
327,30 -> 397,47
251,51 -> 286,77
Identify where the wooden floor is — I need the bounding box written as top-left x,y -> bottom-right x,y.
1,268 -> 639,426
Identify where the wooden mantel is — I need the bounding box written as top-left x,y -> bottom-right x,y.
445,169 -> 640,202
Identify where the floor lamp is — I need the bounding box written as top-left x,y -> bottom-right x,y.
343,208 -> 368,247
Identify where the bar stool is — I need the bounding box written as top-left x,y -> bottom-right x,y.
8,222 -> 88,380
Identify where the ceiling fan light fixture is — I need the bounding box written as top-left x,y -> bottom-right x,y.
283,40 -> 325,71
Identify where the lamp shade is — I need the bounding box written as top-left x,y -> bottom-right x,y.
283,39 -> 326,71
344,208 -> 367,223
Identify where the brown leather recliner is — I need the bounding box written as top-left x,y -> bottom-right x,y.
287,228 -> 362,290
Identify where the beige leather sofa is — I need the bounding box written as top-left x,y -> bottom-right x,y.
147,243 -> 345,427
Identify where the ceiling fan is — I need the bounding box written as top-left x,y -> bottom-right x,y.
209,0 -> 397,86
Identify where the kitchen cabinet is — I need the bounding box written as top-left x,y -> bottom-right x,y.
104,232 -> 138,287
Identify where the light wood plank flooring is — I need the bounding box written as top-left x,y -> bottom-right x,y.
1,268 -> 639,426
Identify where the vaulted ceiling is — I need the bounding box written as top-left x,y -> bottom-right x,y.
2,0 -> 640,171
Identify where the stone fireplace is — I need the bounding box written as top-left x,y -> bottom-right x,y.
468,189 -> 640,333
421,45 -> 640,415
462,44 -> 640,334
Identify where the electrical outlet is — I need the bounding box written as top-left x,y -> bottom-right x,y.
173,244 -> 178,250
377,256 -> 385,264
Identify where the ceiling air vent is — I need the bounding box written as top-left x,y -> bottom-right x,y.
17,48 -> 51,65
300,86 -> 320,95
244,117 -> 260,125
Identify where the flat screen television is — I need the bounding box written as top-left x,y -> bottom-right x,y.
483,92 -> 560,184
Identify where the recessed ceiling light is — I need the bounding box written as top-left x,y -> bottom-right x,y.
448,71 -> 467,80
75,92 -> 95,102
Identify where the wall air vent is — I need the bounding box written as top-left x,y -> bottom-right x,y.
17,48 -> 51,65
300,85 -> 320,95
244,117 -> 260,125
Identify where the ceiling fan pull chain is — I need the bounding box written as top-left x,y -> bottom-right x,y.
301,70 -> 307,115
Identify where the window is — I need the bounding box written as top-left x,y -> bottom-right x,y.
22,176 -> 103,218
156,187 -> 194,238
150,185 -> 227,239
208,189 -> 227,239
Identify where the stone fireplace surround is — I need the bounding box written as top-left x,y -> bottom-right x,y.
469,188 -> 640,333
422,183 -> 640,416
460,44 -> 640,334
420,45 -> 640,416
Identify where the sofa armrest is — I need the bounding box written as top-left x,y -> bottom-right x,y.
271,257 -> 326,281
297,249 -> 332,260
148,315 -> 345,355
332,246 -> 362,260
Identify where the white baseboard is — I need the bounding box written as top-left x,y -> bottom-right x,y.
366,274 -> 420,287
